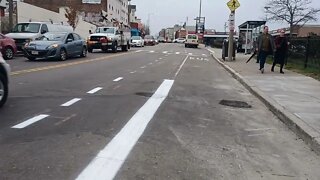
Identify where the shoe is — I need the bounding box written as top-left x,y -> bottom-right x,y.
271,67 -> 274,72
261,68 -> 264,74
280,71 -> 284,74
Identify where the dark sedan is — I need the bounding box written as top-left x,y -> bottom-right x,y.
23,32 -> 87,61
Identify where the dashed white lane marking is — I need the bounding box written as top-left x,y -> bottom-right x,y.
175,55 -> 189,77
135,50 -> 142,53
149,50 -> 155,53
87,87 -> 103,94
130,71 -> 136,74
140,66 -> 146,69
163,51 -> 168,54
76,79 -> 174,180
61,98 -> 82,107
149,62 -> 153,65
175,52 -> 180,55
113,77 -> 124,82
188,53 -> 193,55
155,60 -> 159,62
12,114 -> 50,129
159,58 -> 163,60
202,54 -> 207,56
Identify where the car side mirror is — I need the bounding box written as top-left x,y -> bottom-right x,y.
67,39 -> 73,43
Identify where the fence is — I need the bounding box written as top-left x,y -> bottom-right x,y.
288,36 -> 320,71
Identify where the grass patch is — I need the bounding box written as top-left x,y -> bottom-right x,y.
266,58 -> 320,80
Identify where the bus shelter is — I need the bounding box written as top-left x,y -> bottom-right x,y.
238,21 -> 266,54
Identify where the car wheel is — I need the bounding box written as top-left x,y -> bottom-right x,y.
60,49 -> 67,61
88,48 -> 93,53
27,57 -> 36,61
3,47 -> 14,60
80,47 -> 87,57
112,42 -> 117,53
0,73 -> 8,108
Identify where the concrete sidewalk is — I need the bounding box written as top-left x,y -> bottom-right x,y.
207,47 -> 320,154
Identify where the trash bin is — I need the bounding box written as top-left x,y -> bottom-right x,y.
222,39 -> 236,60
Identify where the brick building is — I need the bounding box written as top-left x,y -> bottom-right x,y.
23,0 -> 130,25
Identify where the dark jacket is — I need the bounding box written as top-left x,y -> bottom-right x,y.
257,33 -> 275,55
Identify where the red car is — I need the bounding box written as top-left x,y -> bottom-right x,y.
144,35 -> 156,46
0,33 -> 17,60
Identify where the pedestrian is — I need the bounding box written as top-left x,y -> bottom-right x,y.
271,29 -> 288,74
256,26 -> 275,73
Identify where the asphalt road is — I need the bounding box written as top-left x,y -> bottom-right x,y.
1,44 -> 320,180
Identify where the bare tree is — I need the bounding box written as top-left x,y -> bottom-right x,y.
65,1 -> 80,30
265,0 -> 320,37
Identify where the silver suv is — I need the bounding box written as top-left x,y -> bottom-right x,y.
0,53 -> 10,107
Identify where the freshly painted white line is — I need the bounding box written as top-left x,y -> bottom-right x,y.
76,79 -> 174,180
175,55 -> 189,77
87,87 -> 103,94
140,66 -> 146,69
113,77 -> 124,82
12,114 -> 50,129
61,98 -> 82,107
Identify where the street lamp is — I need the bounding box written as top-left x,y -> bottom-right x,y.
264,6 -> 271,22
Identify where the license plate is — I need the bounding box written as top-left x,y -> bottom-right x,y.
102,43 -> 108,45
89,41 -> 97,44
192,40 -> 195,42
31,51 -> 39,55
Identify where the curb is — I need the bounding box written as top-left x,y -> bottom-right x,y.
207,49 -> 320,155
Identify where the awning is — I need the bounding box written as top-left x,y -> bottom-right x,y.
238,21 -> 266,29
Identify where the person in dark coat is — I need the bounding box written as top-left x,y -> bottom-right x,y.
271,29 -> 288,74
256,26 -> 275,73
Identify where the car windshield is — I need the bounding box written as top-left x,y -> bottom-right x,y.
36,33 -> 66,41
11,23 -> 41,33
145,35 -> 153,39
187,35 -> 197,39
96,28 -> 115,34
131,36 -> 141,40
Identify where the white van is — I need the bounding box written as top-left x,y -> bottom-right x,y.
6,22 -> 73,51
185,34 -> 199,48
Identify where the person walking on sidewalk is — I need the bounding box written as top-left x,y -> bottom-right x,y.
271,29 -> 288,74
256,26 -> 275,73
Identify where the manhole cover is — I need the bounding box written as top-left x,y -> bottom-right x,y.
135,92 -> 153,97
219,100 -> 252,108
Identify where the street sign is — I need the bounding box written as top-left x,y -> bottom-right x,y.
229,12 -> 235,31
227,0 -> 240,11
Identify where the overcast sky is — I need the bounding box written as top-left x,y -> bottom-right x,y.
130,0 -> 320,35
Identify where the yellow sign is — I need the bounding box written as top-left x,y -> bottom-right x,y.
227,0 -> 240,11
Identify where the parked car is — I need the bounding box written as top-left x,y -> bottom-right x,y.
6,22 -> 73,52
23,32 -> 87,61
158,37 -> 166,43
131,36 -> 144,47
185,34 -> 199,48
144,35 -> 156,46
0,53 -> 10,108
0,34 -> 17,60
173,38 -> 186,43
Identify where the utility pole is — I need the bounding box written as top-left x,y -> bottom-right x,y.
228,11 -> 235,61
9,0 -> 14,31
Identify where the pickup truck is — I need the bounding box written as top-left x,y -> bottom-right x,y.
87,27 -> 130,53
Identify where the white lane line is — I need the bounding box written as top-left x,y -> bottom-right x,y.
155,60 -> 159,62
202,54 -> 207,56
175,55 -> 189,77
113,77 -> 124,82
149,62 -> 153,65
140,66 -> 146,69
130,71 -> 136,74
188,53 -> 193,55
149,50 -> 155,53
61,98 -> 82,107
87,87 -> 103,94
163,51 -> 168,54
135,50 -> 142,53
159,58 -> 163,60
175,52 -> 180,55
12,114 -> 50,129
76,79 -> 174,180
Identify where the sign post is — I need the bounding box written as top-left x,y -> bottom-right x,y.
227,0 -> 240,61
